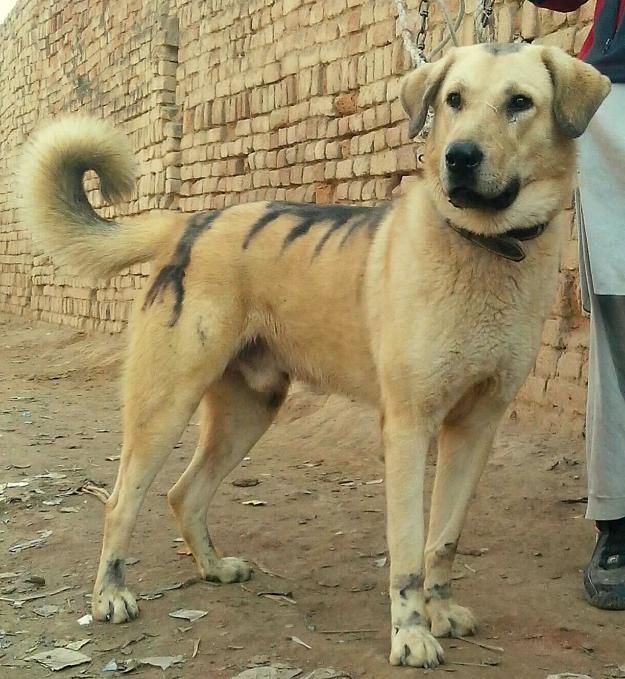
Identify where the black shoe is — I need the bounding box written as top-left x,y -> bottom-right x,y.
583,517 -> 625,610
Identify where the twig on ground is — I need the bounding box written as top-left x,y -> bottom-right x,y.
0,585 -> 72,605
318,629 -> 377,635
457,636 -> 504,653
80,484 -> 110,503
254,562 -> 291,580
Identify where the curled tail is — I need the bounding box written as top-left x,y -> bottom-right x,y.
19,115 -> 175,279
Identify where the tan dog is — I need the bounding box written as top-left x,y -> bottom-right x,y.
20,43 -> 609,668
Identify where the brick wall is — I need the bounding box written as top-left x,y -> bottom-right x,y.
0,0 -> 180,332
0,0 -> 596,432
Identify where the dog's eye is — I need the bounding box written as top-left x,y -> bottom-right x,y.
446,92 -> 462,110
508,94 -> 533,114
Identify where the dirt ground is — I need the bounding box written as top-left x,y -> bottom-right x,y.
1,312 -> 624,679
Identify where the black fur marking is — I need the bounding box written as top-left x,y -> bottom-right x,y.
395,573 -> 424,599
143,211 -> 221,326
313,208 -> 384,258
406,610 -> 423,626
424,583 -> 452,603
242,207 -> 284,249
282,213 -> 320,249
103,558 -> 124,587
339,208 -> 388,249
267,388 -> 287,410
484,42 -> 525,56
313,221 -> 345,257
242,201 -> 389,253
196,320 -> 207,347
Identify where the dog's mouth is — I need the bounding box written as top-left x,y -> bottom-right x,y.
448,178 -> 520,212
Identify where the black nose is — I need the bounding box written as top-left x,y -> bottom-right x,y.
445,142 -> 483,175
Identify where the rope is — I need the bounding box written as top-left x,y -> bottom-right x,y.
394,0 -> 466,137
394,0 -> 496,138
429,0 -> 465,60
394,0 -> 465,65
395,0 -> 428,68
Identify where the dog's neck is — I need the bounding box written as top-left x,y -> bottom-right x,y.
445,220 -> 547,262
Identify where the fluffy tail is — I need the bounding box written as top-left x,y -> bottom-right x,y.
19,115 -> 175,279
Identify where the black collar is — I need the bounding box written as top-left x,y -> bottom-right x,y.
446,221 -> 547,262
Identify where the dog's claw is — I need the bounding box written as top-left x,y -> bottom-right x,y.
389,624 -> 445,667
428,601 -> 477,639
92,586 -> 139,624
200,556 -> 252,584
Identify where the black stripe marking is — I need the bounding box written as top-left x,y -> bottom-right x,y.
313,206 -> 388,257
242,207 -> 283,249
243,201 -> 388,254
313,220 -> 346,258
394,573 -> 424,600
282,214 -> 319,250
143,210 -> 221,326
338,212 -> 378,249
406,610 -> 424,626
483,42 -> 525,56
424,583 -> 451,604
101,558 -> 124,590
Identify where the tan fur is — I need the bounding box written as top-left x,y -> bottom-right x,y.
19,115 -> 178,278
19,44 -> 610,668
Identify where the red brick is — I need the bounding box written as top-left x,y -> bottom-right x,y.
334,93 -> 358,116
315,183 -> 335,204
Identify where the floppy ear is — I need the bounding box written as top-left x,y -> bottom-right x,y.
400,54 -> 453,139
541,46 -> 611,138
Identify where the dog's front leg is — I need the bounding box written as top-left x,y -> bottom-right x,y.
384,415 -> 445,668
424,395 -> 507,638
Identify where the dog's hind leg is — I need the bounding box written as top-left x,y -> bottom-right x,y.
168,371 -> 287,583
91,312 -> 240,624
424,393 -> 508,638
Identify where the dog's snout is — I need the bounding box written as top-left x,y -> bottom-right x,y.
445,142 -> 483,175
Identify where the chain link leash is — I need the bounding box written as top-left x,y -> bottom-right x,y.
475,0 -> 497,44
395,0 -> 497,139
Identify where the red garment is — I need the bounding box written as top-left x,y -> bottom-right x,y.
534,0 -> 625,61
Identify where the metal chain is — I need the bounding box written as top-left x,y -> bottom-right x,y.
394,0 -> 496,138
474,0 -> 496,44
481,0 -> 496,27
415,0 -> 430,56
396,0 -> 467,66
395,0 -> 428,68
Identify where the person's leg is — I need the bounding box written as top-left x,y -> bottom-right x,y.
586,292 -> 625,521
575,82 -> 625,608
581,209 -> 625,608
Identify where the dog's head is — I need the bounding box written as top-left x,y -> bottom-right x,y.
400,43 -> 610,234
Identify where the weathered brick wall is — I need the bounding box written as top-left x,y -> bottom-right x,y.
0,0 -> 597,432
0,0 -> 180,332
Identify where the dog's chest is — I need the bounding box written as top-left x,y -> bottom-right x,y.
380,251 -> 558,395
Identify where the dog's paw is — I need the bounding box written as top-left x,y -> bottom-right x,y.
92,586 -> 139,624
389,624 -> 445,668
201,556 -> 252,584
428,600 -> 477,638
